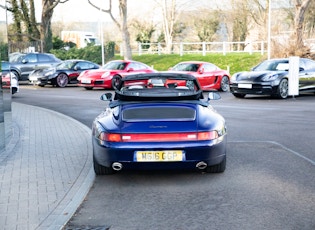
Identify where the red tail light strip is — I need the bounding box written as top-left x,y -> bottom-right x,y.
102,131 -> 218,142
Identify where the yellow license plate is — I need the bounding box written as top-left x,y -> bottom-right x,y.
134,150 -> 184,162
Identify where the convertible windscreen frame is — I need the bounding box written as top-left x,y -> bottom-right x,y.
112,73 -> 204,102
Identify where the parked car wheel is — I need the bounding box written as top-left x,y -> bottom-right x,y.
111,75 -> 122,89
220,76 -> 230,92
93,155 -> 114,175
206,155 -> 226,173
274,78 -> 288,99
56,73 -> 69,87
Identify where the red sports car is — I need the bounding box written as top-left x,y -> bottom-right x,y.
168,61 -> 231,92
77,60 -> 156,90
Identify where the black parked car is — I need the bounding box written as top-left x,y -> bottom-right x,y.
28,59 -> 100,87
10,52 -> 62,81
230,58 -> 315,99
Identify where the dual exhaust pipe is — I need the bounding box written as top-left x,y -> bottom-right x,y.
112,161 -> 207,171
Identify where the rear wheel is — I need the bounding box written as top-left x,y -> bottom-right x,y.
111,75 -> 122,89
56,73 -> 69,87
93,155 -> 114,175
220,76 -> 230,92
206,155 -> 226,173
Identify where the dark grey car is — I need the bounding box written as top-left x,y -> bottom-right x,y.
9,53 -> 61,81
230,58 -> 315,99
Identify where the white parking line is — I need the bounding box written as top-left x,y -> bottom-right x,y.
230,140 -> 315,166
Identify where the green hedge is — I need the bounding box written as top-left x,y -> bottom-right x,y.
50,41 -> 116,65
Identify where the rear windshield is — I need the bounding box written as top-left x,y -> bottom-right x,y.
122,106 -> 196,121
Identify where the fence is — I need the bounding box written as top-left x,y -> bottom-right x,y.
9,40 -> 43,53
131,41 -> 267,56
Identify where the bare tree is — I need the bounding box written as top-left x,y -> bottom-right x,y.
230,0 -> 250,51
304,0 -> 315,37
130,19 -> 155,49
88,0 -> 132,60
4,0 -> 69,52
293,0 -> 312,52
154,0 -> 191,53
41,0 -> 70,52
6,0 -> 40,43
193,9 -> 220,42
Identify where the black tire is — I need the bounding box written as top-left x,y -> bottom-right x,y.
111,75 -> 122,89
206,155 -> 226,173
274,78 -> 288,99
93,155 -> 114,175
220,76 -> 230,92
56,73 -> 69,87
232,93 -> 246,98
11,87 -> 18,94
84,87 -> 93,90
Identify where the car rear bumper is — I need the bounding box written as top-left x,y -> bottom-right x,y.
93,137 -> 227,170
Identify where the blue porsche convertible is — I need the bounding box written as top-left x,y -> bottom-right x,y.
92,73 -> 227,175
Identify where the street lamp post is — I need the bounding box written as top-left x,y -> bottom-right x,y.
267,0 -> 271,59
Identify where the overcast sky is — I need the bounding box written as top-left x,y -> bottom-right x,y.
1,0 -> 230,23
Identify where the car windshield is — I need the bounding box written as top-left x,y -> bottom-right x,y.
56,61 -> 74,70
172,63 -> 200,72
9,53 -> 26,63
254,60 -> 289,71
110,73 -> 204,104
102,61 -> 126,70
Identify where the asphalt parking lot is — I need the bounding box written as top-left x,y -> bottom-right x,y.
13,85 -> 315,230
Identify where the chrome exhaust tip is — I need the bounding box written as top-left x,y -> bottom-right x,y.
196,161 -> 207,170
112,162 -> 123,171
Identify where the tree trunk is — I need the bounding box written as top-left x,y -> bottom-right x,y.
294,0 -> 311,50
41,0 -> 55,52
119,0 -> 132,60
161,0 -> 176,53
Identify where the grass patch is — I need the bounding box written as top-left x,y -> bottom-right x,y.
129,53 -> 267,75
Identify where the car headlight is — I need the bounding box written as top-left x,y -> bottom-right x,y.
102,72 -> 111,78
230,73 -> 239,83
261,74 -> 279,81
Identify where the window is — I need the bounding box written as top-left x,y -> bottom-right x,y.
25,53 -> 37,63
203,64 -> 217,72
38,54 -> 52,62
76,62 -> 93,70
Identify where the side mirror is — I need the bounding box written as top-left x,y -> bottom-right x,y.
127,68 -> 134,72
100,92 -> 113,101
208,92 -> 221,101
22,59 -> 28,64
198,68 -> 204,74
